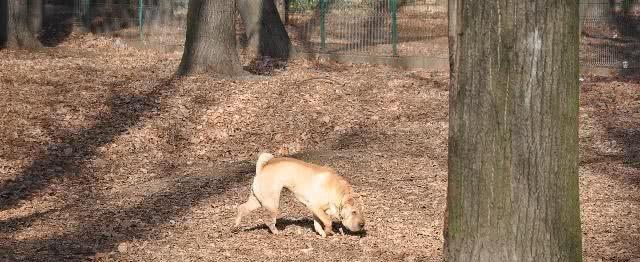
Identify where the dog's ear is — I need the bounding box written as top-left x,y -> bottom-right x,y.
352,193 -> 365,211
342,195 -> 355,205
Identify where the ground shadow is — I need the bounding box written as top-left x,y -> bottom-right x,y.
607,126 -> 640,171
581,76 -> 640,185
1,160 -> 254,261
0,65 -> 269,260
242,217 -> 367,237
0,209 -> 58,234
243,56 -> 289,75
0,76 -> 177,211
242,217 -> 314,233
37,3 -> 77,47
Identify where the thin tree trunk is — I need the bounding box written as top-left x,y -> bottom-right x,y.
178,0 -> 246,76
149,0 -> 174,27
27,0 -> 43,36
158,0 -> 173,25
444,0 -> 582,261
0,0 -> 41,48
237,0 -> 293,59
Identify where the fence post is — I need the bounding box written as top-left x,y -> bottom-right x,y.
390,0 -> 398,56
320,0 -> 327,51
138,0 -> 144,41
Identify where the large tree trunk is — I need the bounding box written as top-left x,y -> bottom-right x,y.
178,0 -> 246,76
444,0 -> 582,261
0,0 -> 42,49
275,0 -> 286,24
237,0 -> 293,60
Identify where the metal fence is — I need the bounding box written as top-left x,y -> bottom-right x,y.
41,1 -> 187,49
40,1 -> 640,69
580,0 -> 640,69
285,0 -> 448,59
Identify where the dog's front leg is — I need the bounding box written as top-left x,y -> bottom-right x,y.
264,208 -> 279,234
312,216 -> 327,237
310,207 -> 334,237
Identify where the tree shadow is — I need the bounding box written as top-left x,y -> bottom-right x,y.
0,64 -> 271,260
580,76 -> 640,186
0,209 -> 58,234
39,6 -> 75,47
1,160 -> 255,261
0,76 -> 177,211
607,126 -> 640,172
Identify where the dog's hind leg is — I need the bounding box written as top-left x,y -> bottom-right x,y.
235,193 -> 261,227
265,207 -> 280,234
258,191 -> 281,234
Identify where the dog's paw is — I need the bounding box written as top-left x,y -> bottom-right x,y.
268,226 -> 280,235
324,229 -> 334,237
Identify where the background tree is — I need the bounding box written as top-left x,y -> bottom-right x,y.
237,0 -> 293,59
156,0 -> 174,25
1,0 -> 42,49
27,0 -> 43,36
178,0 -> 246,76
146,0 -> 175,27
444,0 -> 582,261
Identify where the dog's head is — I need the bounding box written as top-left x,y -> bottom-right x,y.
340,194 -> 365,232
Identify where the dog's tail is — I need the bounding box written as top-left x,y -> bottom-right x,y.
255,152 -> 274,175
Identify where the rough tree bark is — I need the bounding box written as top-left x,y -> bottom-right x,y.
0,0 -> 42,49
178,0 -> 246,76
237,0 -> 293,59
444,0 -> 582,261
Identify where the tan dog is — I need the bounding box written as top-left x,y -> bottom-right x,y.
234,153 -> 365,237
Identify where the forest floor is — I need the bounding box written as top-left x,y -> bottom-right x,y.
0,33 -> 638,262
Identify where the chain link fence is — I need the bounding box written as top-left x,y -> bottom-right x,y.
580,0 -> 640,69
39,1 -> 640,70
285,0 -> 447,59
41,0 -> 187,49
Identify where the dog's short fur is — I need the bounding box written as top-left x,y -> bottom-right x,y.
234,153 -> 365,237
